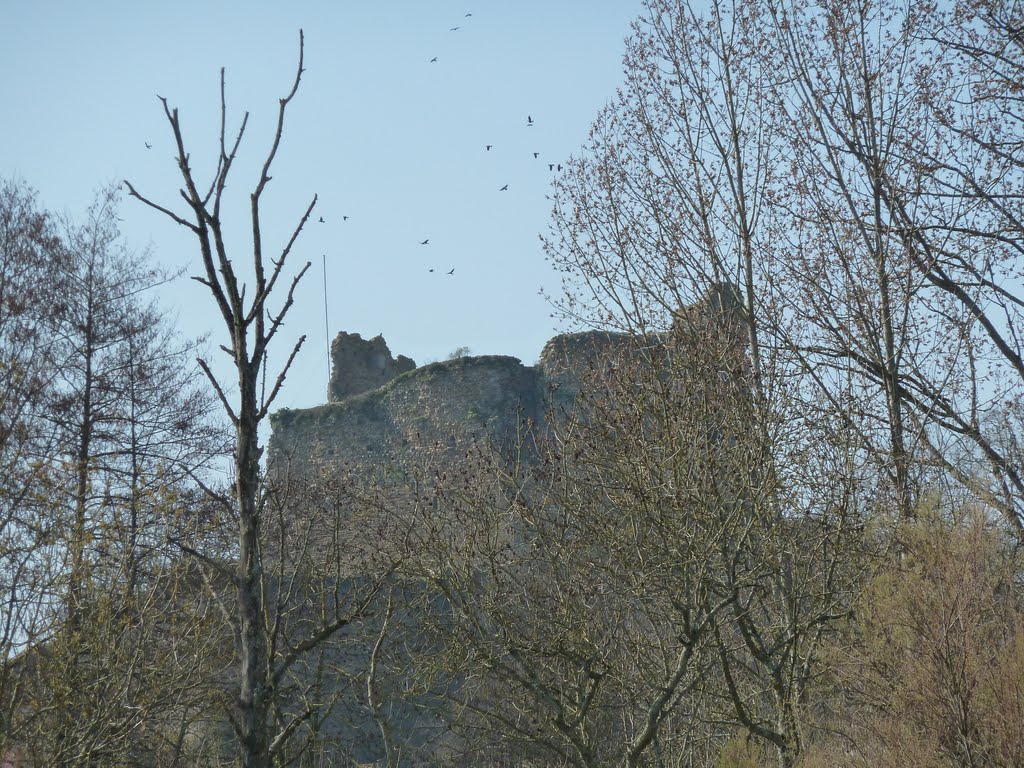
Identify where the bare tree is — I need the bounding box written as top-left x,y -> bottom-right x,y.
0,177 -> 68,760
891,0 -> 1024,529
750,0 -> 1024,531
43,185 -> 220,614
379,294 -> 861,768
126,31 -> 383,767
0,180 -> 231,766
540,2 -> 888,763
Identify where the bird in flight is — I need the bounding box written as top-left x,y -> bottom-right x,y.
450,26 -> 460,31
447,268 -> 455,275
548,163 -> 554,171
465,12 -> 472,16
429,268 -> 435,272
527,115 -> 534,126
318,216 -> 325,223
533,152 -> 539,159
557,164 -> 563,171
420,239 -> 430,245
486,144 -> 493,151
499,184 -> 509,191
430,56 -> 438,63
145,142 -> 152,149
343,215 -> 349,221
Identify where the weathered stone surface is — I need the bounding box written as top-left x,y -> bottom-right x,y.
274,284 -> 746,474
276,332 -> 626,471
536,330 -> 636,414
273,330 -> 656,471
328,332 -> 416,402
272,352 -> 541,472
265,284 -> 747,766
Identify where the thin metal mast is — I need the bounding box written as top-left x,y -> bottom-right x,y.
323,253 -> 330,387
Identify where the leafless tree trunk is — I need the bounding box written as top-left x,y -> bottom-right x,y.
125,35 -> 312,764
127,31 -> 386,767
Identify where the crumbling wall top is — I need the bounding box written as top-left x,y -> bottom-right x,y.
328,332 -> 416,402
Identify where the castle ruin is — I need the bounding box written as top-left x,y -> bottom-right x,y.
269,329 -> 635,471
269,284 -> 745,472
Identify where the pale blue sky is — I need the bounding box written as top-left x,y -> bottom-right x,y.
1,1 -> 646,412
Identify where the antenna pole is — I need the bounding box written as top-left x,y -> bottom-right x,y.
322,254 -> 330,387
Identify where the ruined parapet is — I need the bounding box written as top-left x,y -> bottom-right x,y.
671,282 -> 745,338
536,331 -> 628,412
668,282 -> 748,378
328,332 -> 416,402
535,329 -> 667,416
275,286 -> 747,472
271,354 -> 540,474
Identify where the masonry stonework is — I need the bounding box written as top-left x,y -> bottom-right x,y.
328,332 -> 416,402
269,330 -> 633,471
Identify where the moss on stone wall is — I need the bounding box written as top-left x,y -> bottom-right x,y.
270,328 -> 684,472
269,349 -> 543,471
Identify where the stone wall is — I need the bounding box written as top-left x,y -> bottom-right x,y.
269,330 -> 644,472
272,352 -> 541,472
536,330 -> 638,414
264,284 -> 747,766
328,332 -> 416,402
273,284 -> 745,472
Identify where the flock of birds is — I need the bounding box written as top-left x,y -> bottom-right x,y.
412,10 -> 568,277
142,10 -> 568,280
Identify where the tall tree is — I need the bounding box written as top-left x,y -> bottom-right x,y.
0,180 -> 229,766
891,0 -> 1024,527
540,0 -> 914,762
0,177 -> 68,759
385,295 -> 861,768
546,0 -> 1024,535
46,185 -> 220,612
126,31 -> 383,767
